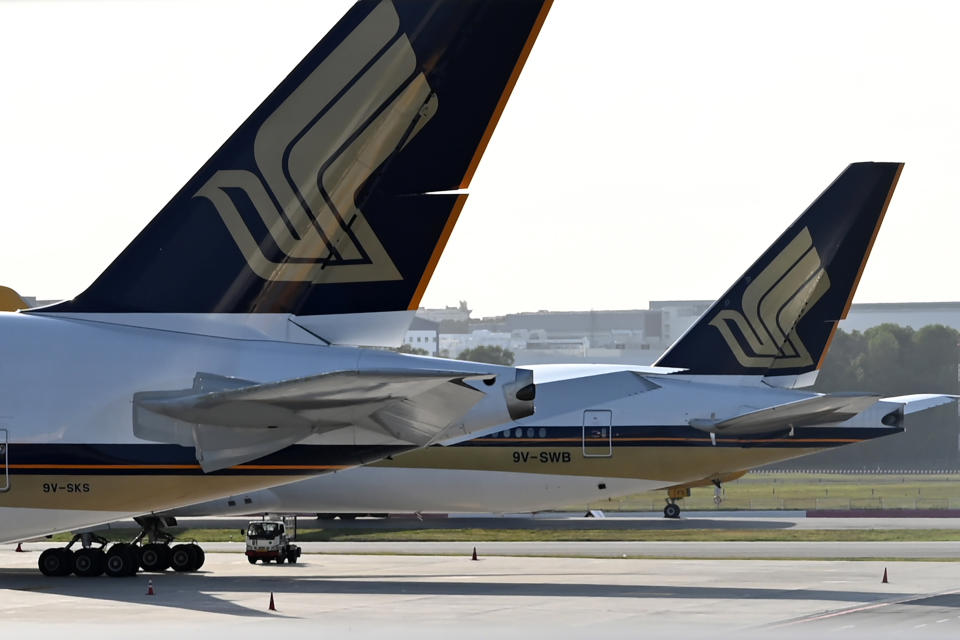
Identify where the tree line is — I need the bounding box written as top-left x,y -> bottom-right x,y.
773,323 -> 960,470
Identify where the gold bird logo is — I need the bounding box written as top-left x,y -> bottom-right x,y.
709,227 -> 830,369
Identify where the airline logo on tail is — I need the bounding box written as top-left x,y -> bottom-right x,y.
195,1 -> 438,284
708,227 -> 831,370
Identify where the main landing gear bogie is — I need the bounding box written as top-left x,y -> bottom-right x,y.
37,516 -> 207,577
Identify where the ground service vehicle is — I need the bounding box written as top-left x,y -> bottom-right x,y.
244,521 -> 301,565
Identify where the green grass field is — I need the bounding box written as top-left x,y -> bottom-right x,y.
49,527 -> 960,544
583,473 -> 960,512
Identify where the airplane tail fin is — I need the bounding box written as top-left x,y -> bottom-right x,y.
655,162 -> 903,383
39,0 -> 551,316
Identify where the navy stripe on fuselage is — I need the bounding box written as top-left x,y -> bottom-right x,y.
7,443 -> 413,476
463,425 -> 901,449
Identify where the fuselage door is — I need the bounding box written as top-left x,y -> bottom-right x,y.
582,410 -> 612,458
0,428 -> 8,492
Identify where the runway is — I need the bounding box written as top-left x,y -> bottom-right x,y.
2,548 -> 959,639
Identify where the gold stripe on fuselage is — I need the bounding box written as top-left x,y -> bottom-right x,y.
373,444 -> 834,482
0,474 -> 317,511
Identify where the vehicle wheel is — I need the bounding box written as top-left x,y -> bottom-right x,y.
105,544 -> 138,577
170,543 -> 197,572
276,552 -> 285,564
663,503 -> 681,519
39,548 -> 72,577
247,556 -> 257,565
338,514 -> 357,520
287,550 -> 298,564
139,543 -> 171,572
73,548 -> 106,577
189,544 -> 205,571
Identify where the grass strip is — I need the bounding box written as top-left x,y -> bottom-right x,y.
49,527 -> 960,543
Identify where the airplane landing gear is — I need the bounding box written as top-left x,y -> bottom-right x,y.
37,516 -> 206,577
713,479 -> 724,506
38,547 -> 74,577
663,485 -> 690,519
39,532 -> 113,577
663,500 -> 681,519
132,515 -> 205,573
104,543 -> 139,577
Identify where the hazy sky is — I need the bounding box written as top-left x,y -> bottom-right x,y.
2,1 -> 959,316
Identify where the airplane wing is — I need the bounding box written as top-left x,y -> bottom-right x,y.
689,394 -> 881,435
134,369 -> 497,472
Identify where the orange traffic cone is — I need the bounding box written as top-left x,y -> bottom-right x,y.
146,579 -> 155,596
14,543 -> 23,552
268,592 -> 277,611
471,547 -> 478,561
882,568 -> 888,584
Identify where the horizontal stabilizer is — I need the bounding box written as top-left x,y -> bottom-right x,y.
134,369 -> 496,471
690,393 -> 880,435
881,394 -> 959,415
0,286 -> 28,311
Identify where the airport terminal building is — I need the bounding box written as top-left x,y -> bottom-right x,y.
413,301 -> 960,365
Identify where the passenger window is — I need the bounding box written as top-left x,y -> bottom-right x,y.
526,428 -> 534,438
514,427 -> 522,438
539,427 -> 546,438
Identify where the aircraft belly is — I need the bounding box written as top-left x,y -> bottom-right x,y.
0,507 -> 133,544
196,468 -> 665,514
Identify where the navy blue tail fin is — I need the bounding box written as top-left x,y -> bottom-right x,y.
40,0 -> 551,316
655,162 -> 903,378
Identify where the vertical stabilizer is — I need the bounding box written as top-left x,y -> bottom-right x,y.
655,162 -> 903,379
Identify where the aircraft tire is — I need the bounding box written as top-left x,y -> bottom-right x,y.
105,544 -> 138,577
139,543 -> 171,572
187,543 -> 205,571
39,548 -> 72,577
73,548 -> 106,577
663,503 -> 681,519
170,544 -> 197,572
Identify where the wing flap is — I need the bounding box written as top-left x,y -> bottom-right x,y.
134,369 -> 491,472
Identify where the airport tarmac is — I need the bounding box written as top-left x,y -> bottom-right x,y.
3,548 -> 960,639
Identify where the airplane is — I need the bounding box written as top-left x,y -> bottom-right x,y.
0,0 -> 553,577
174,162 -> 956,520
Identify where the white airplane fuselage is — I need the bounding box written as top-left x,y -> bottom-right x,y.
178,366 -> 908,516
0,311 -> 524,542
